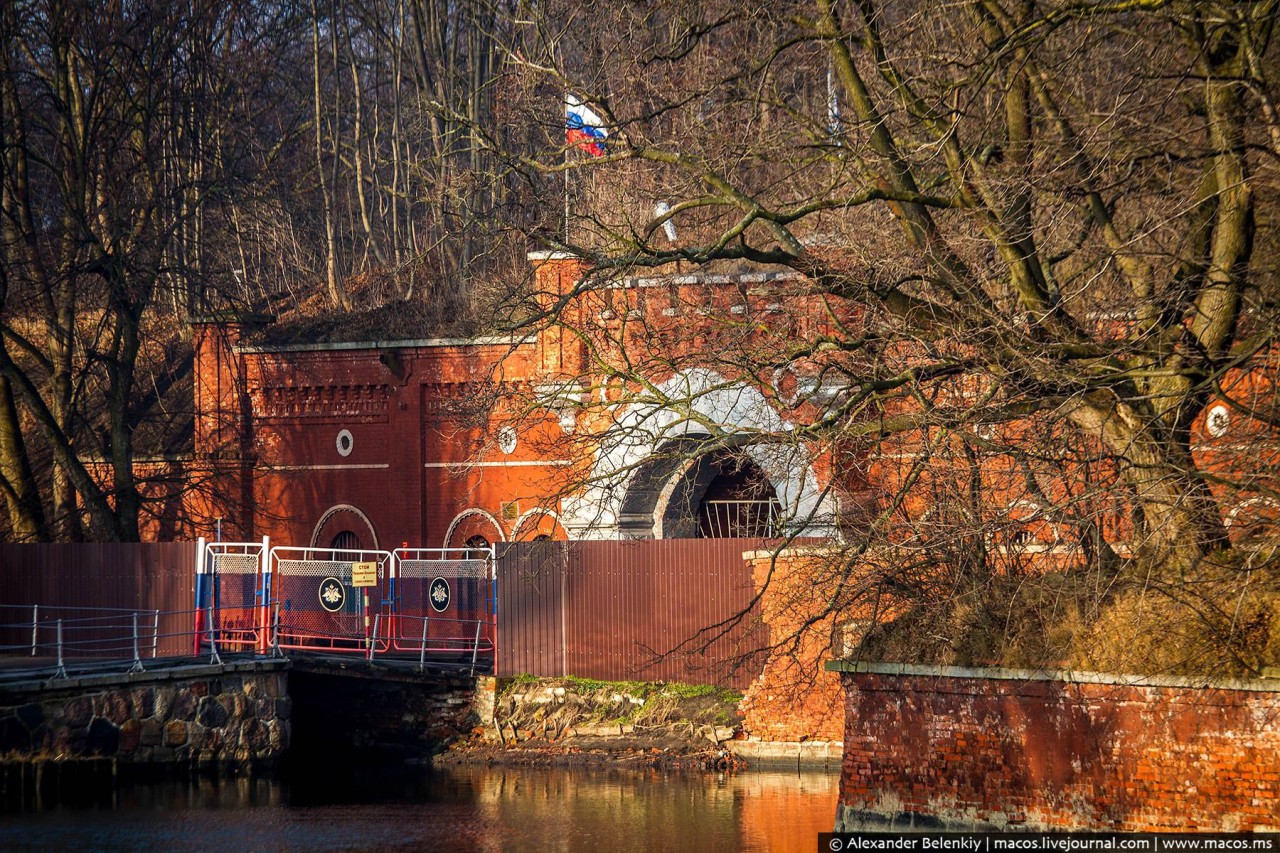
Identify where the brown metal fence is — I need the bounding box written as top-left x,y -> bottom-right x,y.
495,539 -> 770,689
0,542 -> 196,657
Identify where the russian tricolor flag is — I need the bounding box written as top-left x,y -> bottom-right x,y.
566,94 -> 608,157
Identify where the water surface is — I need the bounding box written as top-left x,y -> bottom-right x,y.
0,764 -> 838,853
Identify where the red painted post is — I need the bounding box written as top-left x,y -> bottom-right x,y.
257,536 -> 270,655
193,537 -> 206,656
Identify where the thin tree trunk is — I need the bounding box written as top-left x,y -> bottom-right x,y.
311,0 -> 343,308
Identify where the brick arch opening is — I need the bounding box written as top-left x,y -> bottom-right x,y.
309,504 -> 379,551
565,368 -> 837,539
443,508 -> 505,550
618,436 -> 782,539
511,508 -> 567,542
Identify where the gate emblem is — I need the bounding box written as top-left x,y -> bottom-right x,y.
318,577 -> 346,612
429,577 -> 451,612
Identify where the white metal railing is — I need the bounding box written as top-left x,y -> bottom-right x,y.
0,604 -> 206,681
1,539 -> 500,679
699,499 -> 781,538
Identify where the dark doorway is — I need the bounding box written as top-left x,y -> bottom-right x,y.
696,452 -> 780,538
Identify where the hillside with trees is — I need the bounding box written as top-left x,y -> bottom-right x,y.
3,0 -> 1280,676
481,0 -> 1280,674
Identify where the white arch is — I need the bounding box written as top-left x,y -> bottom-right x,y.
442,508 -> 506,549
309,503 -> 380,550
561,367 -> 837,539
511,507 -> 566,540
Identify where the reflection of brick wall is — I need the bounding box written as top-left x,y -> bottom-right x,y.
738,549 -> 846,743
832,662 -> 1280,831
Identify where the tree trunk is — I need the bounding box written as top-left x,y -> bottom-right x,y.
0,376 -> 46,540
1066,395 -> 1226,575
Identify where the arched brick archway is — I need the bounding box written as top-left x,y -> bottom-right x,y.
563,368 -> 837,539
511,508 -> 568,541
309,504 -> 380,550
443,508 -> 505,549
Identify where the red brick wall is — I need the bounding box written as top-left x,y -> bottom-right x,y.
833,662 -> 1280,831
738,550 -> 847,742
186,254 -> 862,552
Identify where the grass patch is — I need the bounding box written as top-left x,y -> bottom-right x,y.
496,675 -> 743,733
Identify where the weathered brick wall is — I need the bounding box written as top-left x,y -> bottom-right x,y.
832,662 -> 1280,831
0,661 -> 290,773
738,550 -> 846,743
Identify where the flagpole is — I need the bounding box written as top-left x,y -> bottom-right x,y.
563,93 -> 570,245
564,140 -> 570,245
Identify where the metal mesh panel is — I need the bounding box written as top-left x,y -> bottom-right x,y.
277,559 -> 361,578
209,572 -> 261,649
270,551 -> 388,650
210,553 -> 260,575
272,573 -> 368,645
398,558 -> 488,580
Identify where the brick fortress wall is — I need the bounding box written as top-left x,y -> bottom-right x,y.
831,662 -> 1280,831
738,549 -> 846,744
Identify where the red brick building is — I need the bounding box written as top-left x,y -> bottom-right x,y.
189,248 -> 1280,563
190,253 -> 858,552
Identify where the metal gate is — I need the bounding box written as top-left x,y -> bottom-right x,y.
193,539 -> 495,665
196,538 -> 269,653
387,547 -> 495,659
268,545 -> 392,653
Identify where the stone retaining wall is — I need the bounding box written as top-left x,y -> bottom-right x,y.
830,661 -> 1280,831
286,660 -> 480,763
0,661 -> 289,773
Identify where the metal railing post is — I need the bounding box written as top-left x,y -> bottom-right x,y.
418,616 -> 429,672
206,605 -> 222,665
470,619 -> 482,676
257,535 -> 271,655
270,602 -> 283,659
30,605 -> 38,656
50,619 -> 67,680
129,612 -> 145,673
194,537 -> 206,656
151,609 -> 160,658
367,613 -> 380,662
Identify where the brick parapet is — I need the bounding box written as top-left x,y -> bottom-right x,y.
831,662 -> 1280,831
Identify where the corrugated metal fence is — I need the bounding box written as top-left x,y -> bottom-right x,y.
495,539 -> 769,689
0,542 -> 196,657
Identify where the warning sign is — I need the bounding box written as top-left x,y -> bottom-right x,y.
351,561 -> 378,587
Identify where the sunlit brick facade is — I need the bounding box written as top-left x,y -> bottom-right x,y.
190,253 -> 861,551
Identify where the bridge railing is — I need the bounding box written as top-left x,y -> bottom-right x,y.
0,605 -> 218,681
389,546 -> 496,660
365,612 -> 490,675
196,538 -> 270,654
267,544 -> 393,653
1,539 -> 499,679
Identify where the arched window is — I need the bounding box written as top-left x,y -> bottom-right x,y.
464,534 -> 491,560
327,531 -> 362,615
330,530 -> 361,553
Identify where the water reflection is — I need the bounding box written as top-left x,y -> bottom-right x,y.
0,765 -> 837,852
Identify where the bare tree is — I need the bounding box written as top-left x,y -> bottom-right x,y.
478,0 -> 1280,674
0,0 -> 309,540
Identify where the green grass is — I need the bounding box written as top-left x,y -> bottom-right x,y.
498,674 -> 743,728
